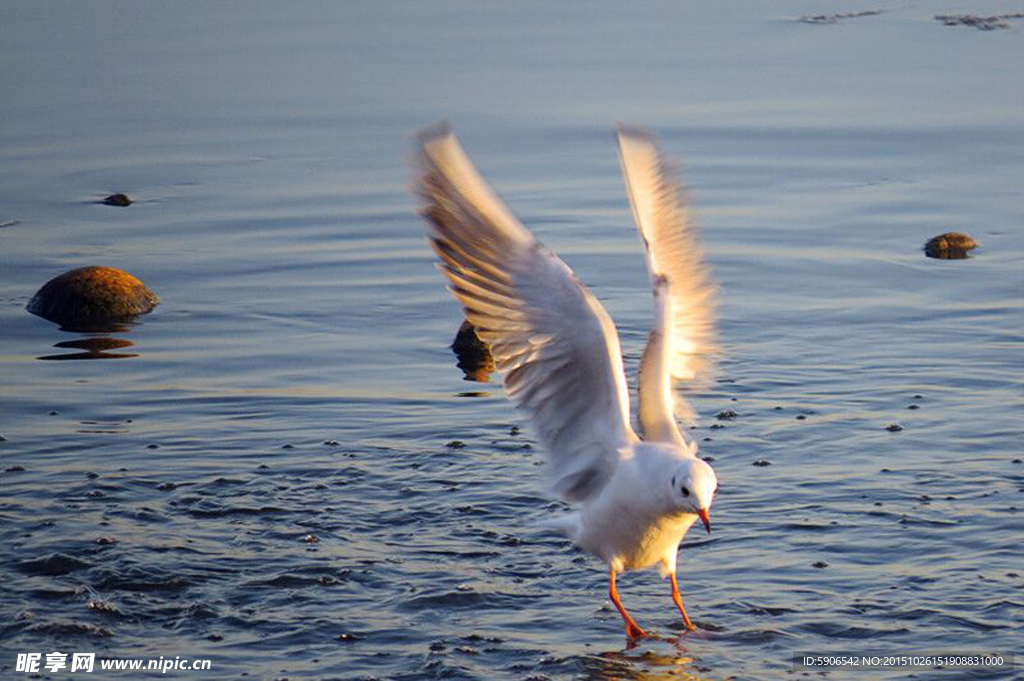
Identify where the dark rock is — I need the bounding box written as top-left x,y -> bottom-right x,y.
446,440 -> 466,449
924,232 -> 978,259
935,13 -> 1024,30
100,193 -> 133,206
27,266 -> 158,327
885,424 -> 903,432
799,10 -> 882,24
812,561 -> 829,568
716,409 -> 738,420
451,321 -> 494,382
752,459 -> 772,467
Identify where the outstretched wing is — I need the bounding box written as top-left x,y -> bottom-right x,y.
616,124 -> 717,440
416,122 -> 638,502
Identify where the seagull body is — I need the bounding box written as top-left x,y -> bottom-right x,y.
415,122 -> 718,637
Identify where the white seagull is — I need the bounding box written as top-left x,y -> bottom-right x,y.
415,122 -> 719,638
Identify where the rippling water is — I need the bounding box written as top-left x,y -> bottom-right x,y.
2,3 -> 1022,679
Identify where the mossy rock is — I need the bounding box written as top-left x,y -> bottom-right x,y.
27,266 -> 158,327
924,232 -> 977,259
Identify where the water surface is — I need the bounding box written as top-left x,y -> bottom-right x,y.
2,2 -> 1022,678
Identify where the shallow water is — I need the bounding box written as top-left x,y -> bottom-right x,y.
2,2 -> 1022,679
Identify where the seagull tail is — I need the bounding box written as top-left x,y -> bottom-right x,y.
535,511 -> 582,543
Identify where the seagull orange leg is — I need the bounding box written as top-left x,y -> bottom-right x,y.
669,572 -> 695,631
609,568 -> 648,638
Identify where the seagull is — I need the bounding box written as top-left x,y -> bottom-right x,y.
415,122 -> 718,638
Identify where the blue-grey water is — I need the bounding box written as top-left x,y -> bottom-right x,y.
2,2 -> 1022,679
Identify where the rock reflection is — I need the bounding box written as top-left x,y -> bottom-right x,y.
451,320 -> 494,382
37,324 -> 139,361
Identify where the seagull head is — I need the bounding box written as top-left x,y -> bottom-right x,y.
670,457 -> 717,533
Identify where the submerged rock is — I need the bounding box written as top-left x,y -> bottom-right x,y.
924,232 -> 977,259
27,266 -> 158,328
100,193 -> 133,206
935,13 -> 1024,30
451,320 -> 494,382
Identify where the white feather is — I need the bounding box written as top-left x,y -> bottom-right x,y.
616,123 -> 718,438
415,122 -> 639,503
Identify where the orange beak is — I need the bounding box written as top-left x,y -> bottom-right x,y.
697,507 -> 711,534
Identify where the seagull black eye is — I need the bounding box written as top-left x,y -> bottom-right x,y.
680,486 -> 690,497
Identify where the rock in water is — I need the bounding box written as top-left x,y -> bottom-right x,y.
451,320 -> 494,382
924,232 -> 977,259
27,266 -> 159,326
100,193 -> 133,207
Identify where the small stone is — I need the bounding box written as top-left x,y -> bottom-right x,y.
907,404 -> 919,410
1012,459 -> 1022,464
156,482 -> 177,492
282,444 -> 295,449
885,424 -> 903,432
716,410 -> 738,420
5,465 -> 26,472
509,425 -> 520,436
27,266 -> 159,328
702,456 -> 715,463
100,193 -> 132,207
146,443 -> 160,449
752,459 -> 772,467
812,561 -> 829,568
207,634 -> 224,642
86,472 -> 99,479
446,440 -> 466,449
323,440 -> 340,446
795,414 -> 806,420
924,231 -> 978,259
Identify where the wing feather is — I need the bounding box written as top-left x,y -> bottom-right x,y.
416,122 -> 638,502
617,124 -> 717,439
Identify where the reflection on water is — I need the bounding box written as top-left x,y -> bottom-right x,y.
36,319 -> 140,361
38,335 -> 137,361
